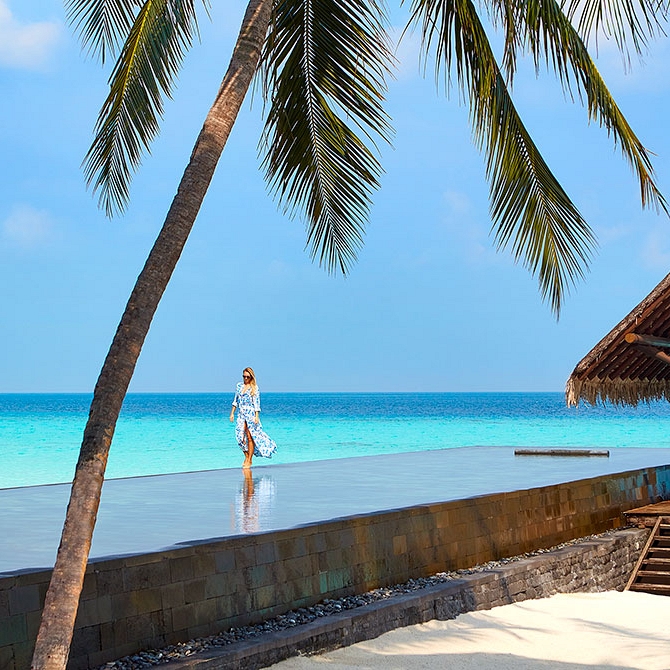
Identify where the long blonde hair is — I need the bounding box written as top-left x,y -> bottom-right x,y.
243,367 -> 258,396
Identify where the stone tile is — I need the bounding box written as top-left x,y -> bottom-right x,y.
326,568 -> 352,592
10,640 -> 33,670
203,574 -> 230,600
111,616 -> 129,646
161,581 -> 186,609
276,536 -> 307,561
287,576 -> 313,601
283,555 -> 312,582
124,610 -> 167,645
24,609 -> 42,641
0,614 -> 26,647
245,563 -> 276,590
234,545 -> 256,570
170,604 -> 197,633
255,542 -> 278,566
99,621 -> 115,651
306,533 -> 327,554
111,587 -> 162,619
13,571 -> 49,587
8,584 -> 40,615
251,584 -> 277,611
183,578 -> 206,605
0,645 -> 15,670
214,548 -> 236,574
192,552 -> 216,578
0,588 -> 10,619
94,567 -> 125,597
190,598 -> 218,628
69,624 -> 101,659
214,594 -> 238,622
75,594 -> 113,627
170,556 -> 195,583
392,534 -> 407,555
80,572 -> 98,601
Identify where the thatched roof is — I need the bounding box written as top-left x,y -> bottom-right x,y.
566,272 -> 670,406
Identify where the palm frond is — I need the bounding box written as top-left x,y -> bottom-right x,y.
410,0 -> 596,316
486,0 -> 525,83
260,0 -> 395,274
83,0 -> 202,216
562,0 -> 669,60
516,0 -> 667,213
66,0 -> 143,63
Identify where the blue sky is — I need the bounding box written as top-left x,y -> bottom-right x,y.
1,0 -> 669,393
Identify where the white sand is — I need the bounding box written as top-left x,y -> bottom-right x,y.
270,591 -> 670,669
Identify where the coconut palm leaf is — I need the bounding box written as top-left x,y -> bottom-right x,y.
410,0 -> 595,315
562,0 -> 668,59
79,0 -> 203,216
521,0 -> 667,213
65,0 -> 144,63
260,0 -> 395,274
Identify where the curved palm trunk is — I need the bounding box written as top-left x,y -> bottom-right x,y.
31,1 -> 272,667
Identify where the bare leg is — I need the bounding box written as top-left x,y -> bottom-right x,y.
243,422 -> 255,469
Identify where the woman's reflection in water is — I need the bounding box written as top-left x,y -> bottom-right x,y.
234,469 -> 277,533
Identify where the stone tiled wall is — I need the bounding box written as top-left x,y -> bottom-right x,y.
2,464 -> 669,670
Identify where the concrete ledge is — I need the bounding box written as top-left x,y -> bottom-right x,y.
157,527 -> 649,670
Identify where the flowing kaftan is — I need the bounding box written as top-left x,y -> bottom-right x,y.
232,382 -> 277,458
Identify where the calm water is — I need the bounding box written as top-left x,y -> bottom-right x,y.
3,392 -> 670,489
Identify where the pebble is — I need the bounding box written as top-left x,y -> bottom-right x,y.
95,529 -> 621,669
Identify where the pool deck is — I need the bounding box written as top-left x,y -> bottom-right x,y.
3,446 -> 670,576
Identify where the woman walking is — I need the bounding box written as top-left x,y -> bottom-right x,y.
229,367 -> 277,468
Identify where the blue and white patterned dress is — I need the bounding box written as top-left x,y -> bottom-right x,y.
232,382 -> 277,458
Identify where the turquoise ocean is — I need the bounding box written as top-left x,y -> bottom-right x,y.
3,392 -> 670,489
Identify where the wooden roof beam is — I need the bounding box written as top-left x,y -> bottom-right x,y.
625,333 -> 670,348
634,345 -> 670,368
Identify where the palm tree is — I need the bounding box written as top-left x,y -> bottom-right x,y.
32,0 -> 667,667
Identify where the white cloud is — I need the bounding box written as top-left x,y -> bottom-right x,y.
0,1 -> 62,70
2,205 -> 54,249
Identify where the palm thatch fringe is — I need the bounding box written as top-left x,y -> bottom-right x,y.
566,271 -> 670,407
566,376 -> 670,407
